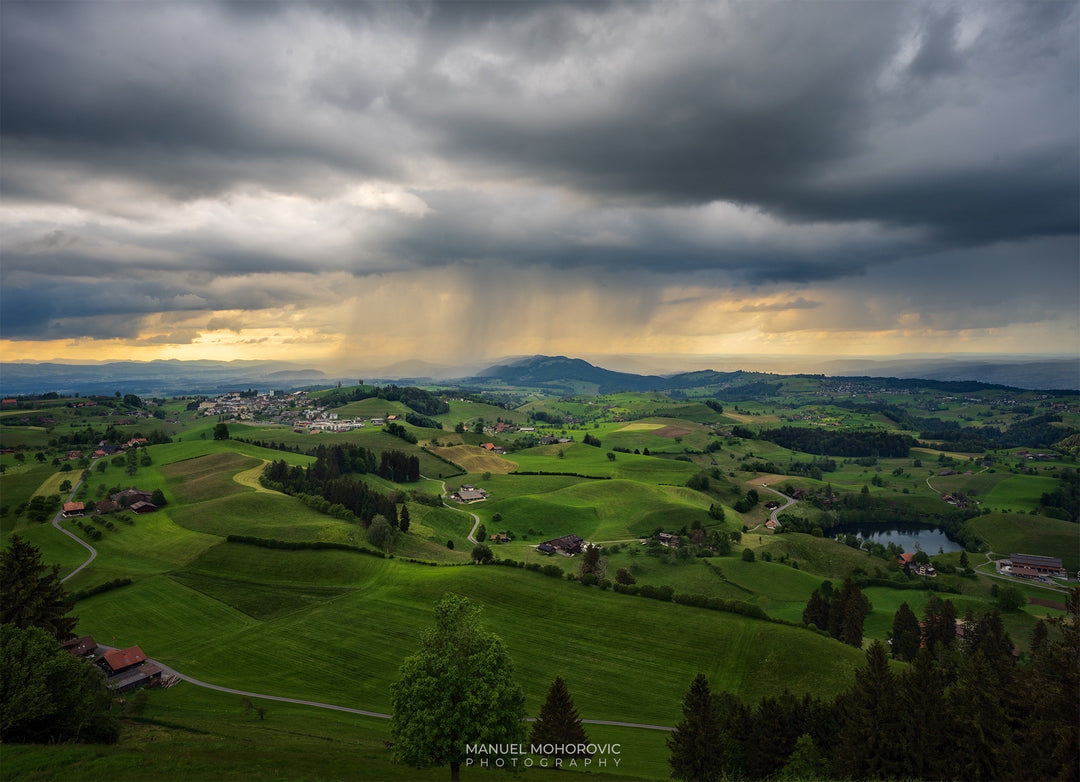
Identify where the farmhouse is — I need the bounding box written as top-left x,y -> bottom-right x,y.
541,534 -> 584,556
98,645 -> 147,675
897,552 -> 936,577
62,634 -> 97,658
62,501 -> 85,517
1007,553 -> 1067,579
452,485 -> 488,502
112,489 -> 152,507
129,500 -> 158,514
657,532 -> 680,548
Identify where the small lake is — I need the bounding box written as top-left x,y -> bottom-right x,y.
835,524 -> 965,554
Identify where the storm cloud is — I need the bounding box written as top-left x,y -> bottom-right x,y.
1,0 -> 1076,360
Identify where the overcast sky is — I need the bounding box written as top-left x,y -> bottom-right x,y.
2,0 -> 1077,369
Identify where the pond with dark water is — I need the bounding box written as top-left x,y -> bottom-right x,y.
835,524 -> 965,554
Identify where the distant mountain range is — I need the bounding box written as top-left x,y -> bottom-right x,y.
0,353 -> 1076,397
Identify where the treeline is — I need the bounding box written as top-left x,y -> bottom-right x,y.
318,384 -> 450,417
1040,467 -> 1079,522
756,426 -> 915,458
50,426 -> 171,447
225,535 -> 384,557
920,414 -> 1074,451
669,590 -> 1079,781
69,578 -> 132,602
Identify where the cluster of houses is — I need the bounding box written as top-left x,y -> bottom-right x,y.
536,534 -> 585,556
61,488 -> 158,518
61,635 -> 172,692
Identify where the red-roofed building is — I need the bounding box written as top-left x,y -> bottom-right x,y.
98,645 -> 147,675
62,501 -> 85,517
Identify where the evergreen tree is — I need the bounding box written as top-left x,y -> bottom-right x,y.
779,733 -> 827,780
1015,587 -> 1080,781
966,609 -> 1015,676
668,673 -> 724,782
802,589 -> 830,631
890,601 -> 921,661
944,651 -> 1018,780
398,504 -> 411,534
529,676 -> 589,761
0,535 -> 77,639
899,648 -> 947,778
922,593 -> 957,659
835,641 -> 905,779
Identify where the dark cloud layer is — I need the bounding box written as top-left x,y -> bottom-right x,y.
1,0 -> 1077,348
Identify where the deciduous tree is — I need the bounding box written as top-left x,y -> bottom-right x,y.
390,595 -> 525,782
0,624 -> 119,744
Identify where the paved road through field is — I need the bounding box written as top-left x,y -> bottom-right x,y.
51,458 -> 101,582
423,475 -> 482,543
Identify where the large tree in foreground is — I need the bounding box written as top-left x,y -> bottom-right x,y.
668,673 -> 724,782
390,594 -> 525,782
529,676 -> 589,762
1,534 -> 77,639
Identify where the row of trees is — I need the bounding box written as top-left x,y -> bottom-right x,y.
670,589 -> 1079,781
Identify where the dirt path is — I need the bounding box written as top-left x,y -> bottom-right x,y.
233,461 -> 282,493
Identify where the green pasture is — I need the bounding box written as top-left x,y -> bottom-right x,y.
0,424 -> 53,449
326,397 -> 414,419
509,442 -> 700,484
397,502 -> 477,558
436,399 -> 529,427
983,474 -> 1061,512
3,682 -> 667,781
757,533 -> 885,580
74,548 -> 867,727
58,508 -> 219,588
968,512 -> 1079,572
470,479 -> 715,543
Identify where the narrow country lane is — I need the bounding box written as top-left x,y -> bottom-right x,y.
421,474 -> 482,543
52,458 -> 101,582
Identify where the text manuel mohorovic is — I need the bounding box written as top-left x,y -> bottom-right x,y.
465,743 -> 622,768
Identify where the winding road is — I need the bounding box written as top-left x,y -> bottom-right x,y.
423,475 -> 482,543
51,460 -> 100,583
